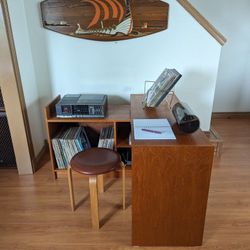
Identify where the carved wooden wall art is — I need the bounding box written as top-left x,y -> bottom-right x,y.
41,0 -> 169,41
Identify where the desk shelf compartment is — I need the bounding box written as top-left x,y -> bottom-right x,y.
116,122 -> 131,148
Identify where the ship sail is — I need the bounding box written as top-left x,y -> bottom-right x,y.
75,0 -> 133,36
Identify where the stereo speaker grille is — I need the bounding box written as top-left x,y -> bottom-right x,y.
0,112 -> 16,167
0,89 -> 4,109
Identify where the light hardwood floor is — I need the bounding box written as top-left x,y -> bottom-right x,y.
0,118 -> 250,250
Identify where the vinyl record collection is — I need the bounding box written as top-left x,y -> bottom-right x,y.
52,126 -> 90,169
98,126 -> 114,149
52,126 -> 115,169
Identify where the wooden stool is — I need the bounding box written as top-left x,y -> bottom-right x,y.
67,148 -> 126,229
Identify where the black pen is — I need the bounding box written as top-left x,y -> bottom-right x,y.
141,128 -> 162,134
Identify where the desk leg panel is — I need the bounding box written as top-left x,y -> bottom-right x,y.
132,146 -> 214,246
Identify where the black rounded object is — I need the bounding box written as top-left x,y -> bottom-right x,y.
172,102 -> 200,133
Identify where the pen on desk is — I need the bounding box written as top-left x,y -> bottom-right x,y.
141,128 -> 162,134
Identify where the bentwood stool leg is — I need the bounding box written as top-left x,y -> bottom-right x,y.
97,175 -> 104,193
121,162 -> 126,210
67,166 -> 75,211
89,175 -> 100,229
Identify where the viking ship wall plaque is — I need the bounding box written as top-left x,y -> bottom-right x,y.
41,0 -> 169,41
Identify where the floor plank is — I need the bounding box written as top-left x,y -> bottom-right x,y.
0,117 -> 250,250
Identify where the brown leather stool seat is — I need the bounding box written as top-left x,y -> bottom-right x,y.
70,148 -> 121,175
67,148 -> 126,229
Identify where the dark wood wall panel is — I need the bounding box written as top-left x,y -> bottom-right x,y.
41,0 -> 169,41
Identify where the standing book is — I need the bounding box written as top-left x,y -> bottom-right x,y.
143,68 -> 182,108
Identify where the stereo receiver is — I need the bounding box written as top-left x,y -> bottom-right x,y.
55,94 -> 107,118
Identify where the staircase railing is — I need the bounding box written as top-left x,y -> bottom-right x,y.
177,0 -> 227,45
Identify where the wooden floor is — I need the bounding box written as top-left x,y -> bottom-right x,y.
0,118 -> 250,250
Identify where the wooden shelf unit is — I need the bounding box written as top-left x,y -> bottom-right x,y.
44,96 -> 130,179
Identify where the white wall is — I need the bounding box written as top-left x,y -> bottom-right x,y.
9,0 -> 222,133
190,0 -> 250,112
7,0 -> 45,156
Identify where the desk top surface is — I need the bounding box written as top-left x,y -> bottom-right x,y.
130,94 -> 212,147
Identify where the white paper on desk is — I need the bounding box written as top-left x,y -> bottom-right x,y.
133,119 -> 176,140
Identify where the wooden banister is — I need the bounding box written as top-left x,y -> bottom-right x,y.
177,0 -> 227,46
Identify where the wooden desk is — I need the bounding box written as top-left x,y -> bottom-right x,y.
45,94 -> 214,246
131,94 -> 214,246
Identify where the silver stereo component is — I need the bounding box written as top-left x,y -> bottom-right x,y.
55,94 -> 107,118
